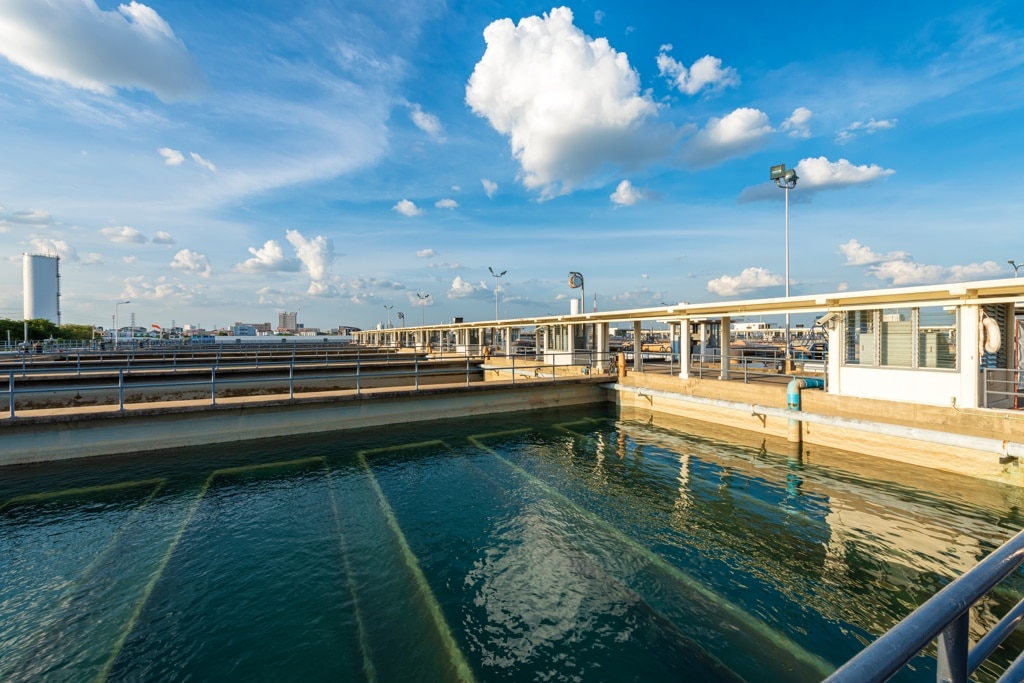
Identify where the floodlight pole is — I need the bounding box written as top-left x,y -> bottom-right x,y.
383,304 -> 393,329
114,300 -> 130,350
772,165 -> 798,364
488,267 -> 507,321
1010,260 -> 1022,278
417,292 -> 431,326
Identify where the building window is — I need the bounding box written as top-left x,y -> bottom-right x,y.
844,310 -> 875,365
843,306 -> 957,370
918,306 -> 957,369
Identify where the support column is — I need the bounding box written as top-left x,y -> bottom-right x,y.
678,318 -> 690,379
633,320 -> 643,372
720,316 -> 731,380
596,322 -> 609,372
504,327 -> 512,357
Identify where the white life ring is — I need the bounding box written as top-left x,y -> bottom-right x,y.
981,315 -> 1002,354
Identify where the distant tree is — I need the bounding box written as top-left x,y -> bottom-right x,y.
0,318 -> 59,341
58,324 -> 96,340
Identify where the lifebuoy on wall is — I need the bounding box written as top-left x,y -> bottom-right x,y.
981,315 -> 1002,354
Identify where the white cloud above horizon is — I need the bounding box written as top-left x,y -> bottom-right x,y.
610,179 -> 643,206
737,157 -> 896,202
393,199 -> 424,217
101,226 -> 147,244
448,275 -> 489,299
839,239 -> 1002,285
170,249 -> 211,277
656,45 -> 739,96
409,103 -> 444,140
682,107 -> 773,168
0,0 -> 206,101
706,267 -> 782,296
234,239 -> 301,273
466,7 -> 671,198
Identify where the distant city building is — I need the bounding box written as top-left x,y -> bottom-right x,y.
232,324 -> 257,336
278,311 -> 298,332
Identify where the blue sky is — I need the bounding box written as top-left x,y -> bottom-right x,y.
1,0 -> 1022,331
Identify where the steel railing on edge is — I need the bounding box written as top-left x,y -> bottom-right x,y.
824,528 -> 1024,683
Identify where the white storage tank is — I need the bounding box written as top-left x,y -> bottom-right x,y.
22,253 -> 61,324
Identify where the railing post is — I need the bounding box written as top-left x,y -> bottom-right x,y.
511,353 -> 516,386
551,352 -> 556,382
8,370 -> 14,419
937,612 -> 970,683
466,354 -> 470,387
356,356 -> 361,395
289,360 -> 294,399
118,368 -> 125,412
415,354 -> 419,391
211,367 -> 217,406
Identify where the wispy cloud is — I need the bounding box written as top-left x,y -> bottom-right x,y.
656,45 -> 739,96
706,267 -> 782,297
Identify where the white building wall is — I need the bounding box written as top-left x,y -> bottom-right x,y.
22,253 -> 60,324
838,367 -> 963,408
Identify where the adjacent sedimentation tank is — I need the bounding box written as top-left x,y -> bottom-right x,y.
22,253 -> 61,325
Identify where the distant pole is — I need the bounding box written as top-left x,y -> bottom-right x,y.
771,164 -> 798,362
417,292 -> 431,326
114,300 -> 130,350
488,267 -> 507,321
1010,260 -> 1022,278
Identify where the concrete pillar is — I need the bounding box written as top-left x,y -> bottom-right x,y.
960,305 -> 981,408
633,320 -> 643,372
596,322 -> 609,372
720,315 -> 731,380
504,328 -> 512,356
678,318 -> 690,379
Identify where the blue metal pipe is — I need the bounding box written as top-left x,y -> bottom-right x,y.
787,377 -> 825,442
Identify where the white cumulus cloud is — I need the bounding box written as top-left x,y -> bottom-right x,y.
737,156 -> 895,202
706,267 -> 782,297
101,225 -> 147,244
435,198 -> 458,209
448,276 -> 489,299
682,107 -> 773,168
286,229 -> 335,296
170,249 -> 211,277
780,107 -> 813,138
838,239 -> 909,266
838,239 -> 1002,286
416,248 -> 436,258
656,46 -> 739,96
481,178 -> 498,198
0,0 -> 206,101
234,239 -> 301,273
152,230 -> 174,245
466,7 -> 670,198
610,179 -> 643,206
393,199 -> 424,217
795,157 -> 895,190
158,147 -> 184,166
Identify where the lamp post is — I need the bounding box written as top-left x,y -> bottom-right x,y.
1010,260 -> 1023,278
398,312 -> 405,327
114,300 -> 130,349
770,164 -> 798,361
383,304 -> 393,329
417,292 -> 431,326
568,272 -> 584,314
488,267 -> 507,321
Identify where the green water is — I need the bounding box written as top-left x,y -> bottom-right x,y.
2,406 -> 1023,682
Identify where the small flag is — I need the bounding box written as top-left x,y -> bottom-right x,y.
152,324 -> 161,330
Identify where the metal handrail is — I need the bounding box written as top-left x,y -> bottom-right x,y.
1,350 -> 609,417
824,528 -> 1024,683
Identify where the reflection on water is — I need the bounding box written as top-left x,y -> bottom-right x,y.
1,405 -> 1022,682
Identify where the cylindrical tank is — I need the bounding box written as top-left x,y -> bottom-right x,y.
23,253 -> 61,324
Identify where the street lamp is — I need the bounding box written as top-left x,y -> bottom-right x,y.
383,304 -> 393,329
397,312 -> 405,327
771,164 -> 798,360
114,300 -> 130,349
568,271 -> 584,314
416,292 -> 431,326
1009,259 -> 1022,278
488,267 -> 507,321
